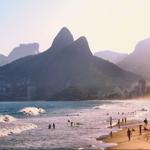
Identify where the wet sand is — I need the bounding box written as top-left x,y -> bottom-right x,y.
100,121 -> 150,149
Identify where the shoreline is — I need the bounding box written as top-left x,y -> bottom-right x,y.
99,120 -> 150,149
0,96 -> 149,102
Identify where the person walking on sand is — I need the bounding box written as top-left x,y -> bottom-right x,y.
53,123 -> 55,129
110,116 -> 112,128
127,128 -> 132,141
139,125 -> 142,135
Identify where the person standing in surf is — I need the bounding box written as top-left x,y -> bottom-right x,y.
110,116 -> 112,128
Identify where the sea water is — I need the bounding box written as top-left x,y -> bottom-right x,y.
0,99 -> 150,149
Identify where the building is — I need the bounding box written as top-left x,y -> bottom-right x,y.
137,79 -> 146,96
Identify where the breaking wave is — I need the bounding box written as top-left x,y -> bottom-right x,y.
19,107 -> 45,116
0,115 -> 16,122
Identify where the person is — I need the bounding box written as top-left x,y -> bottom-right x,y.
125,117 -> 127,123
110,116 -> 112,128
122,118 -> 124,123
144,118 -> 148,126
53,123 -> 55,129
139,125 -> 142,135
48,124 -> 51,129
127,128 -> 132,141
110,131 -> 112,138
117,119 -> 120,128
67,120 -> 70,126
71,122 -> 73,127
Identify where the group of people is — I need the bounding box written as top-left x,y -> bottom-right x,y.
109,116 -> 127,128
48,119 -> 75,130
48,123 -> 55,129
109,114 -> 150,141
109,114 -> 128,139
117,117 -> 127,128
68,120 -> 74,126
127,118 -> 149,141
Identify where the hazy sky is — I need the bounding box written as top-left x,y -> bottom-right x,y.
1,0 -> 150,55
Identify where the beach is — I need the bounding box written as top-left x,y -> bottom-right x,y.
0,100 -> 150,149
101,121 -> 150,149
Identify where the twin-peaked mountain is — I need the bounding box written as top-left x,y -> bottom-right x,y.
0,27 -> 139,100
0,43 -> 39,66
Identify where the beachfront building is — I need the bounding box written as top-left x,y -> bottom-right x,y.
137,79 -> 146,96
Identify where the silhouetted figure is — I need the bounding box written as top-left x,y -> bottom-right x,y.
67,120 -> 71,126
48,124 -> 51,129
139,125 -> 142,135
110,131 -> 112,138
125,117 -> 127,123
110,116 -> 112,128
53,123 -> 55,129
127,128 -> 132,141
71,122 -> 73,127
122,118 -> 124,123
117,119 -> 120,128
144,118 -> 148,126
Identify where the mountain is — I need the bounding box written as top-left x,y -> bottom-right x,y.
51,27 -> 74,50
0,54 -> 7,65
0,43 -> 39,66
118,38 -> 150,79
0,27 -> 140,100
94,50 -> 128,64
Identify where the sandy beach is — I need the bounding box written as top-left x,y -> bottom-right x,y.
100,121 -> 150,149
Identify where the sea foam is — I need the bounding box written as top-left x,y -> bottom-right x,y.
0,122 -> 37,137
0,115 -> 16,122
19,107 -> 45,116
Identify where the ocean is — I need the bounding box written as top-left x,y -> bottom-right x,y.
0,99 -> 149,149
